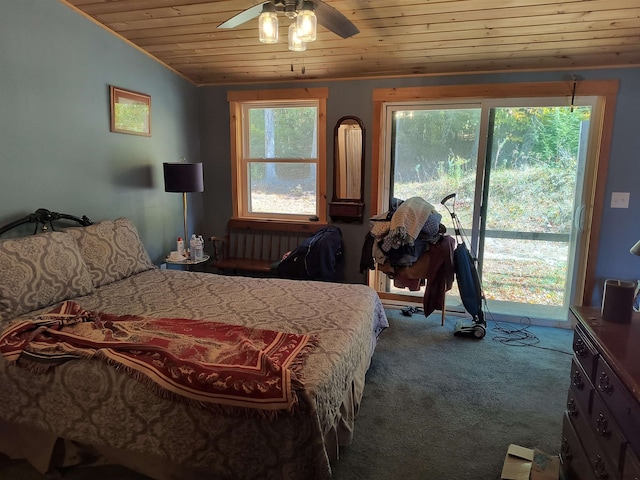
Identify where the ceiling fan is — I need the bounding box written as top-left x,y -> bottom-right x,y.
217,0 -> 359,40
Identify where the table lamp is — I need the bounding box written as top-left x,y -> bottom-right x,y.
163,162 -> 204,252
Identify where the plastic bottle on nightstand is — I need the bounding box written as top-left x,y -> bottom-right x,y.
190,234 -> 203,261
195,235 -> 204,261
177,237 -> 185,258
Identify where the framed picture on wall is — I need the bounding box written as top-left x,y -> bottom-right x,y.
109,86 -> 151,136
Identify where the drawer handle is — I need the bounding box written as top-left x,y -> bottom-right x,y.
566,398 -> 578,417
574,337 -> 587,356
597,372 -> 613,395
596,413 -> 611,438
593,454 -> 609,479
560,438 -> 573,462
572,370 -> 584,390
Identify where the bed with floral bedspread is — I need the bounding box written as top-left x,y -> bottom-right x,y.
0,215 -> 388,480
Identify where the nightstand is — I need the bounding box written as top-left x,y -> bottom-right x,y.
165,254 -> 210,271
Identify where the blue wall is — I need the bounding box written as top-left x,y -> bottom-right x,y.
198,70 -> 640,303
0,0 -> 200,263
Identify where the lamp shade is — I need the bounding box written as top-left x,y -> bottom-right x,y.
163,162 -> 204,193
631,239 -> 640,256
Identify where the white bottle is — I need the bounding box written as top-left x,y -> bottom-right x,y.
195,236 -> 204,261
189,234 -> 196,260
190,234 -> 203,261
177,237 -> 185,258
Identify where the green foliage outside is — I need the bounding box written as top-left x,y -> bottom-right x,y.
395,165 -> 573,306
393,105 -> 591,306
395,164 -> 576,233
248,106 -> 317,195
248,106 -> 317,159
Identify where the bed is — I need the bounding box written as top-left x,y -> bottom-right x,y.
0,211 -> 388,480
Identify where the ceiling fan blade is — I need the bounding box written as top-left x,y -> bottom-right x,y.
312,0 -> 359,39
217,2 -> 269,29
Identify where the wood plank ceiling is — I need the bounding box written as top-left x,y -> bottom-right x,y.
60,0 -> 640,86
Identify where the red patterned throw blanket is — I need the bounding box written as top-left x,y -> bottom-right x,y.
0,301 -> 317,414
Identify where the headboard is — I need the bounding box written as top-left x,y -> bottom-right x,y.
0,208 -> 93,236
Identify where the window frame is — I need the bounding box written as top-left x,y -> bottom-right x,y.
370,80 -> 619,310
228,88 -> 328,223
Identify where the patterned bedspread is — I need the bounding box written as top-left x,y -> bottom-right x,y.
0,270 -> 388,480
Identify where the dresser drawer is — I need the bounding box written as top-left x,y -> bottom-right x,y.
562,413 -> 598,480
586,452 -> 622,480
568,394 -> 622,480
623,447 -> 640,480
595,356 -> 640,457
571,356 -> 595,415
590,391 -> 626,470
567,385 -> 588,423
573,326 -> 599,382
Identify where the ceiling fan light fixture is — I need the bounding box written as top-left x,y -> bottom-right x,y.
296,1 -> 316,42
258,3 -> 279,44
288,23 -> 306,51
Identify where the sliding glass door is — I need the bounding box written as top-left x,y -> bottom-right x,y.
478,102 -> 592,320
379,97 -> 600,323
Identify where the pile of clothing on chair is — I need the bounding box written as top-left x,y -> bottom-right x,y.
360,196 -> 455,317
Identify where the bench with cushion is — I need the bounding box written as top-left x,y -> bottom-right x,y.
210,219 -> 327,275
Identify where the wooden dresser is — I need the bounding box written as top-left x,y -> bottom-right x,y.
561,306 -> 640,480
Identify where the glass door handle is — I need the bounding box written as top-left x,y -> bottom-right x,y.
573,205 -> 586,233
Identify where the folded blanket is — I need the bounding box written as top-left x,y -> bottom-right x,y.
383,197 -> 435,251
0,301 -> 317,415
369,211 -> 391,239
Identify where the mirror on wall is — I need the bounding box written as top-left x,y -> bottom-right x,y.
329,116 -> 365,222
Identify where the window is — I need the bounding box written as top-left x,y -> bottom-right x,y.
228,88 -> 328,222
371,81 -> 619,324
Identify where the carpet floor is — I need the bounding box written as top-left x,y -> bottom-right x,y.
331,308 -> 573,480
0,308 -> 574,480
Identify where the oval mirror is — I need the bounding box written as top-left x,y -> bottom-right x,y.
330,116 -> 365,222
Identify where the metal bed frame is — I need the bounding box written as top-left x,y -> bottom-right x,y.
0,208 -> 92,236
